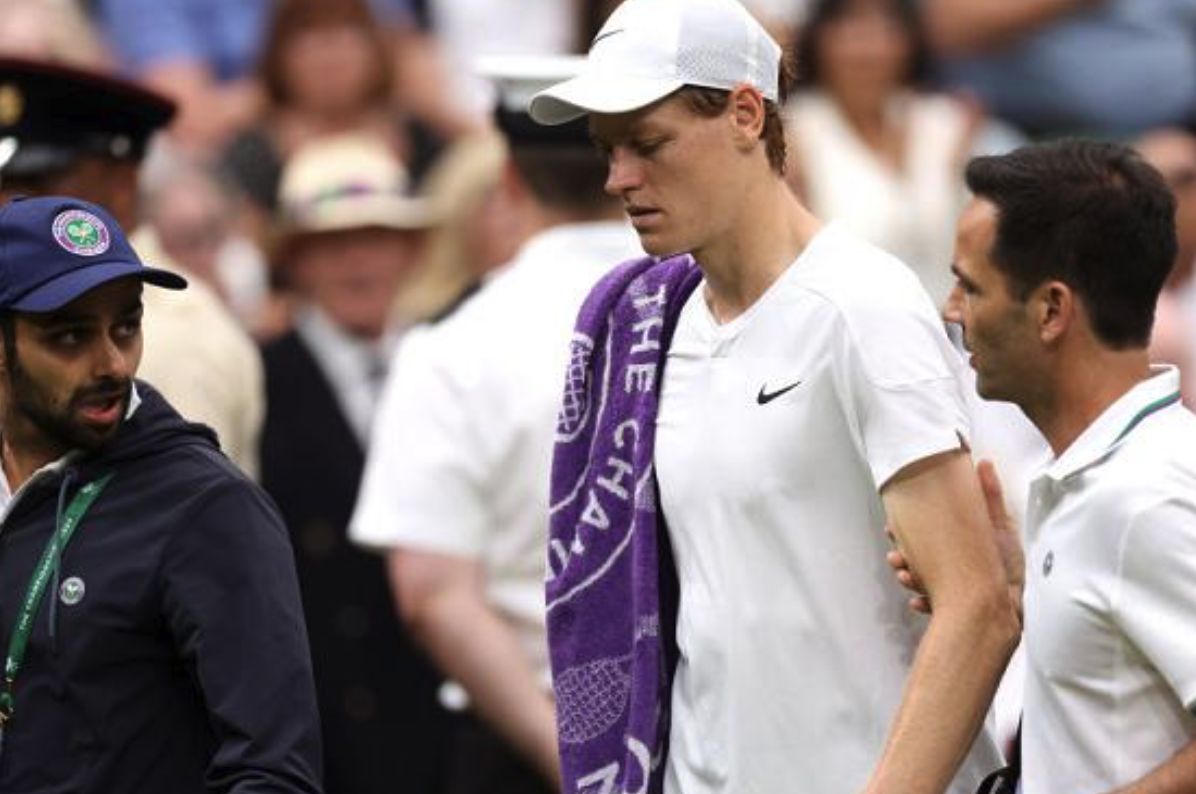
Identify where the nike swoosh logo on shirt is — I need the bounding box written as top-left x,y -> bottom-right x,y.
756,381 -> 801,405
591,28 -> 625,47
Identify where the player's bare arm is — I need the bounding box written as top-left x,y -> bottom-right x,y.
387,549 -> 561,787
866,449 -> 1020,794
888,459 -> 1025,621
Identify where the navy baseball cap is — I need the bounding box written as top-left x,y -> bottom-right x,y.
0,196 -> 187,312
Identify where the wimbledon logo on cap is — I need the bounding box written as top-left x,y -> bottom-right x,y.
52,210 -> 111,257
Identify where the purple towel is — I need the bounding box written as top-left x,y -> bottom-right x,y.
547,254 -> 702,794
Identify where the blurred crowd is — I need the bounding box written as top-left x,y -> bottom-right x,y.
4,0 -> 1196,371
2,0 -> 1196,791
2,0 -> 1193,358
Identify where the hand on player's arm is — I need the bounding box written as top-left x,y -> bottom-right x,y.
863,450 -> 1021,794
887,459 -> 1025,623
388,548 -> 561,788
1108,738 -> 1196,794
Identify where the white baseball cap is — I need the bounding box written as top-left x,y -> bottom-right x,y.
529,0 -> 782,125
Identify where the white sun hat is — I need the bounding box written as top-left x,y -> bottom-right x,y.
529,0 -> 782,126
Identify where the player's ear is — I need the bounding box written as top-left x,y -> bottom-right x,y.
728,85 -> 766,148
1037,280 -> 1074,344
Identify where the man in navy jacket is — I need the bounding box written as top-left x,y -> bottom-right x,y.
0,195 -> 322,793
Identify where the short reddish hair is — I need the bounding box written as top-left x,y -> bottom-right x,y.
257,0 -> 393,109
677,49 -> 797,176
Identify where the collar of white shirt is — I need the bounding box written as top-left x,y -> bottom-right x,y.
1042,364 -> 1182,483
295,306 -> 400,445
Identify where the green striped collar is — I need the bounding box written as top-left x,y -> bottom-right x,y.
1044,365 -> 1183,482
1111,391 -> 1182,445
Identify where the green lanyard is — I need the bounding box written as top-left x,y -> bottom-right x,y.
0,473 -> 113,727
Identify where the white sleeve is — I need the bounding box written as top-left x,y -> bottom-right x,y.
349,330 -> 488,556
837,289 -> 972,489
1115,497 -> 1196,711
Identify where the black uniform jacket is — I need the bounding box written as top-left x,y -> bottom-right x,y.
0,382 -> 323,793
260,331 -> 450,793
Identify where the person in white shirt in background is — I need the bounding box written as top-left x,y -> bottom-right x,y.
785,0 -> 1024,308
349,56 -> 641,794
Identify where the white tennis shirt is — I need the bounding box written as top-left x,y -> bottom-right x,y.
654,224 -> 1002,793
350,221 -> 641,692
1022,366 -> 1196,793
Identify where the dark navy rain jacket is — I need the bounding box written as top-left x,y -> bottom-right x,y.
0,382 -> 323,793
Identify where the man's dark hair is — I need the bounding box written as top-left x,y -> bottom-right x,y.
509,143 -> 617,216
0,312 -> 14,367
965,140 -> 1177,349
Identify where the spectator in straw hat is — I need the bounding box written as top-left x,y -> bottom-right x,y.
259,132 -> 450,794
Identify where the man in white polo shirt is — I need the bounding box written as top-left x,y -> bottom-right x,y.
529,1 -> 1018,792
944,139 -> 1196,792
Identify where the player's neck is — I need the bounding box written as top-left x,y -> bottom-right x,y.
695,181 -> 821,324
1033,347 -> 1153,457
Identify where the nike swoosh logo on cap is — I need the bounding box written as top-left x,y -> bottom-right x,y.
591,28 -> 625,47
756,381 -> 801,405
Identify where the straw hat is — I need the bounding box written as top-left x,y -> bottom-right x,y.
276,132 -> 434,237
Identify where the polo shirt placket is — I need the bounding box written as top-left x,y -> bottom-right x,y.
1022,365 -> 1196,793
